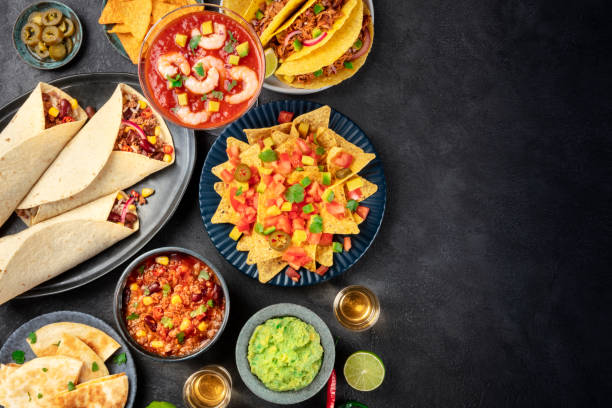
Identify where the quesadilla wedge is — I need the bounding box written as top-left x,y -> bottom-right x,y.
0,83 -> 87,228
0,191 -> 138,305
244,0 -> 308,46
56,334 -> 109,382
52,373 -> 128,408
17,83 -> 175,226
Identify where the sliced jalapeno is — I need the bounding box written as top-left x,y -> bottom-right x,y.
42,8 -> 63,26
21,23 -> 41,46
49,43 -> 67,61
269,230 -> 290,251
42,25 -> 63,45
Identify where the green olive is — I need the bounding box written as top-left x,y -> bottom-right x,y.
42,25 -> 63,45
49,43 -> 67,61
21,23 -> 41,46
27,11 -> 43,25
42,8 -> 63,26
64,37 -> 73,54
32,42 -> 49,59
60,18 -> 75,37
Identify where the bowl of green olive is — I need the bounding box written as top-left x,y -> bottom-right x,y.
13,1 -> 83,69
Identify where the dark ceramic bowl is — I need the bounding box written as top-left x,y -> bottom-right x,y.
113,246 -> 230,362
235,303 -> 335,404
12,1 -> 83,70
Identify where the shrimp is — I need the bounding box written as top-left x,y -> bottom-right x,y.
184,56 -> 225,94
198,23 -> 227,50
225,66 -> 259,104
157,52 -> 190,78
174,107 -> 210,125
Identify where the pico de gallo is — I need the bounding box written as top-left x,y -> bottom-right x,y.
122,252 -> 226,357
143,10 -> 264,129
42,91 -> 83,128
107,193 -> 139,229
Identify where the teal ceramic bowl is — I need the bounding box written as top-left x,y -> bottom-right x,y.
12,1 -> 83,70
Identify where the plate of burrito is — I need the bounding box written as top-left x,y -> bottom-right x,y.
0,73 -> 196,302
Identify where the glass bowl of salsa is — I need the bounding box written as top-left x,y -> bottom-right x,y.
138,3 -> 265,130
113,247 -> 230,361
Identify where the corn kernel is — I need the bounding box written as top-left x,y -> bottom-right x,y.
228,55 -> 240,65
207,100 -> 220,112
179,318 -> 191,331
236,181 -> 249,191
301,155 -> 315,166
48,107 -> 59,117
229,226 -> 242,241
346,177 -> 364,191
128,204 -> 136,211
138,100 -> 148,109
155,256 -> 169,265
201,21 -> 213,35
136,330 -> 146,338
163,154 -> 172,163
175,33 -> 188,47
198,321 -> 208,332
292,229 -> 307,244
130,283 -> 139,291
116,192 -> 124,200
266,205 -> 281,216
142,296 -> 154,306
298,122 -> 310,138
141,188 -> 155,198
263,137 -> 274,149
70,99 -> 78,110
171,295 -> 182,305
281,202 -> 292,211
154,126 -> 161,136
177,93 -> 188,106
150,340 -> 164,348
147,136 -> 157,145
258,166 -> 273,175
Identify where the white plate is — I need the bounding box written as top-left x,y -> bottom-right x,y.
221,0 -> 375,94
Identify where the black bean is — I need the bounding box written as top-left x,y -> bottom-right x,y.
191,293 -> 203,302
59,98 -> 71,118
143,315 -> 157,331
85,106 -> 96,118
148,282 -> 161,293
125,212 -> 137,224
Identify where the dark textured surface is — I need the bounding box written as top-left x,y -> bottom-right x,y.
1,0 -> 611,407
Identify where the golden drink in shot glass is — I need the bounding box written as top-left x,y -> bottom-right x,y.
333,285 -> 380,331
183,365 -> 232,408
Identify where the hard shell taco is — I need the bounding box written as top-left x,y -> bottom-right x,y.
16,83 -> 175,226
244,0 -> 308,46
270,0 -> 358,62
275,0 -> 373,89
0,83 -> 87,228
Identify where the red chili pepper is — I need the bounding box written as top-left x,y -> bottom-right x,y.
326,369 -> 336,408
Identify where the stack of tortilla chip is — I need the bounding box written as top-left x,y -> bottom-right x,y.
0,322 -> 129,408
211,106 -> 378,283
99,0 -> 199,63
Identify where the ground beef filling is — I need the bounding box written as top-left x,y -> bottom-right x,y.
294,15 -> 370,84
251,0 -> 290,35
43,92 -> 76,129
272,0 -> 346,60
107,198 -> 138,229
115,93 -> 165,160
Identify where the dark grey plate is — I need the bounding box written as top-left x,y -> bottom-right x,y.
0,72 -> 196,298
0,311 -> 137,408
235,303 -> 335,404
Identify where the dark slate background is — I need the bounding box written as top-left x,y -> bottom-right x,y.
1,0 -> 611,406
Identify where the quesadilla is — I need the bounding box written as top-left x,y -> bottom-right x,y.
56,334 -> 109,382
52,373 -> 128,408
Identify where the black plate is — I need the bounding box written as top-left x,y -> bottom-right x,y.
0,72 -> 196,298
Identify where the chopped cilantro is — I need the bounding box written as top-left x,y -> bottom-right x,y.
210,90 -> 224,100
316,146 -> 326,155
189,35 -> 201,51
113,352 -> 127,365
200,94 -> 207,101
193,62 -> 205,77
226,79 -> 237,91
67,381 -> 76,391
177,332 -> 185,344
126,312 -> 139,320
12,350 -> 25,364
235,186 -> 243,196
309,215 -> 323,233
166,74 -> 183,88
224,31 -> 237,53
285,184 -> 305,203
161,316 -> 173,329
207,299 -> 214,308
92,362 -> 99,372
27,332 -> 37,344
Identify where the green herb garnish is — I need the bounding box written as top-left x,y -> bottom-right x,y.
235,186 -> 243,196
67,381 -> 76,391
176,332 -> 185,344
309,215 -> 323,233
346,199 -> 359,211
226,79 -> 237,91
27,332 -> 37,344
189,35 -> 201,51
42,368 -> 48,372
126,312 -> 139,320
315,146 -> 326,155
210,90 -> 224,100
37,393 -> 43,399
353,39 -> 363,50
224,31 -> 237,53
113,352 -> 127,365
138,265 -> 145,275
344,61 -> 354,69
293,39 -> 303,51
300,176 -> 311,187
285,184 -> 305,203
193,62 -> 205,77
313,3 -> 325,14
92,362 -> 99,372
166,74 -> 183,88
12,350 -> 25,364
313,69 -> 323,77
198,269 -> 210,280
255,9 -> 264,20
161,316 -> 173,329
207,299 -> 214,308
302,203 -> 314,214
259,149 -> 278,162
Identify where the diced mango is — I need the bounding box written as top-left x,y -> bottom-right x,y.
198,321 -> 208,332
292,229 -> 307,244
229,226 -> 242,241
48,106 -> 59,117
141,188 -> 155,198
142,296 -> 154,306
154,126 -> 161,136
150,340 -> 164,348
171,295 -> 182,305
201,21 -> 213,35
147,136 -> 157,145
138,100 -> 148,109
301,156 -> 315,165
281,202 -> 292,211
258,166 -> 273,175
298,122 -> 310,137
236,41 -> 249,57
130,283 -> 139,291
207,100 -> 220,112
175,33 -> 188,47
163,154 -> 172,163
263,137 -> 274,149
346,177 -> 364,191
155,256 -> 169,265
177,93 -> 188,106
70,99 -> 78,110
266,205 -> 281,216
236,181 -> 249,191
228,55 -> 240,65
136,330 -> 146,338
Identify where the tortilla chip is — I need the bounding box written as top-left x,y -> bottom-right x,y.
320,185 -> 359,234
99,0 -> 131,24
56,333 -> 109,382
316,245 -> 334,267
115,32 -> 141,64
224,0 -> 252,17
271,131 -> 292,146
151,0 -> 190,23
213,181 -> 224,196
212,137 -> 251,179
211,187 -> 241,224
239,143 -> 262,167
290,106 -> 331,138
327,144 -> 375,186
287,168 -> 322,185
275,135 -> 300,154
257,258 -> 287,283
314,127 -> 337,150
348,176 -> 378,201
107,22 -> 132,34
303,244 -> 317,272
245,233 -> 283,264
244,122 -> 291,145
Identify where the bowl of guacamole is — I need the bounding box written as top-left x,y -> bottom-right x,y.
236,304 -> 335,404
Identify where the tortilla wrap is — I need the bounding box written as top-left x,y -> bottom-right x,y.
0,191 -> 138,305
52,373 -> 129,408
276,1 -> 374,88
17,83 -> 174,226
0,83 -> 87,228
272,0 -> 358,62
244,0 -> 307,46
28,322 -> 120,361
0,356 -> 83,407
56,333 -> 109,382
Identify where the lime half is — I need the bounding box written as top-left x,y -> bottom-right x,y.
343,351 -> 385,392
264,48 -> 278,78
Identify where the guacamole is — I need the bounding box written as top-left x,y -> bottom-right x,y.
248,316 -> 324,392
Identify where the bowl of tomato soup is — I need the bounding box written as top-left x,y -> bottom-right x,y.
138,3 -> 264,130
114,247 -> 230,361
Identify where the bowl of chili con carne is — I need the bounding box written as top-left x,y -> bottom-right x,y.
113,247 -> 230,361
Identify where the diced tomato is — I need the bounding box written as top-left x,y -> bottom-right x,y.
307,181 -> 323,202
288,210 -> 299,220
264,215 -> 279,228
258,139 -> 265,149
355,205 -> 370,220
275,155 -> 292,175
270,182 -> 286,196
262,174 -> 272,185
326,202 -> 345,216
305,196 -> 314,204
282,247 -> 311,267
152,307 -> 164,320
314,265 -> 329,276
347,188 -> 363,201
296,138 -> 312,154
245,189 -> 255,199
278,111 -> 294,124
163,145 -> 174,154
249,166 -> 260,185
290,150 -> 302,168
220,169 -> 233,183
273,173 -> 285,184
229,187 -> 245,211
308,232 -> 321,245
331,152 -> 354,168
306,133 -> 314,144
319,233 -> 333,246
276,214 -> 292,234
285,267 -> 301,282
275,197 -> 284,208
288,262 -> 301,270
292,218 -> 305,231
227,145 -> 241,160
343,237 -> 352,251
266,198 -> 277,207
237,219 -> 251,232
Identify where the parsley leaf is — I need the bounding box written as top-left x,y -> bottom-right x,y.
309,214 -> 323,233
193,63 -> 205,77
67,381 -> 76,391
166,74 -> 183,88
189,34 -> 201,51
12,350 -> 25,364
224,31 -> 237,53
113,352 -> 127,365
127,312 -> 139,320
161,316 -> 174,329
226,79 -> 237,91
285,184 -> 305,203
92,362 -> 99,372
176,332 -> 185,344
27,332 -> 37,344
